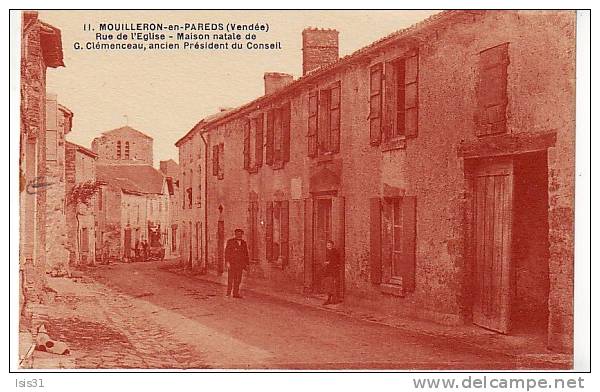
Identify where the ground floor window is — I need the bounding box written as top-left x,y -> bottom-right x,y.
369,196 -> 417,292
265,200 -> 289,267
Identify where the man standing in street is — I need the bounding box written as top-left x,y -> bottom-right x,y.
225,228 -> 250,298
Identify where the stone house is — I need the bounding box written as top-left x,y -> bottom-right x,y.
44,94 -> 73,274
180,11 -> 575,352
92,126 -> 154,166
159,159 -> 182,257
96,164 -> 171,261
65,141 -> 98,265
19,11 -> 64,306
175,110 -> 232,272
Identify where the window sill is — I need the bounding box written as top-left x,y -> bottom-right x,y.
379,280 -> 404,297
381,138 -> 407,152
315,152 -> 337,164
271,160 -> 285,170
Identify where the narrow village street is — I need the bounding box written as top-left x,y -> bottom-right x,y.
26,260 -> 569,370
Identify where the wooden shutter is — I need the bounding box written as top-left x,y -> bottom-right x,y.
212,144 -> 219,176
303,198 -> 314,290
318,88 -> 330,153
281,102 -> 291,162
369,197 -> 382,284
266,110 -> 275,165
243,119 -> 251,170
255,114 -> 264,167
280,200 -> 290,267
476,43 -> 509,136
381,199 -> 393,283
383,61 -> 397,141
308,91 -> 318,157
400,196 -> 417,292
330,81 -> 341,153
265,201 -> 274,261
218,143 -> 225,179
404,53 -> 419,138
369,63 -> 383,146
46,95 -> 58,131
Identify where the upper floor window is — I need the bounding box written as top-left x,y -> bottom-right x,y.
116,141 -> 122,159
212,142 -> 224,180
124,141 -> 130,159
265,102 -> 291,168
476,43 -> 509,136
308,81 -> 341,157
370,50 -> 419,146
243,114 -> 264,172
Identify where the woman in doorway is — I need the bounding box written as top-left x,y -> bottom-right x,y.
323,240 -> 342,305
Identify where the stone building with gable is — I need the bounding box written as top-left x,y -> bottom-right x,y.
91,125 -> 154,166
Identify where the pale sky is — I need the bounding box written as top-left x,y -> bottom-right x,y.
40,10 -> 438,166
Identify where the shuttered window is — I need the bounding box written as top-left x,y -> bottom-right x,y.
265,103 -> 291,168
255,114 -> 264,167
308,81 -> 341,157
369,63 -> 383,145
370,196 -> 417,292
117,141 -> 122,159
125,141 -> 130,159
265,200 -> 289,267
477,43 -> 509,136
383,52 -> 419,141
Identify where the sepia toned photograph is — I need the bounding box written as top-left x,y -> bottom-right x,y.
13,9 -> 584,371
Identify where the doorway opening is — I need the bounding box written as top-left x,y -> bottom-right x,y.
467,151 -> 549,338
511,151 -> 550,336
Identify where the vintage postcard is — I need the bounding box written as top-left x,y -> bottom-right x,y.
13,9 -> 585,372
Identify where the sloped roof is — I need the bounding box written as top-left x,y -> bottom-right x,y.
97,164 -> 165,194
175,108 -> 234,146
100,125 -> 153,140
66,141 -> 97,158
201,10 -> 471,130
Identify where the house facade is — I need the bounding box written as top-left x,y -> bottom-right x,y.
20,11 -> 64,307
159,159 -> 182,258
44,95 -> 73,274
65,141 -> 98,265
177,10 -> 575,352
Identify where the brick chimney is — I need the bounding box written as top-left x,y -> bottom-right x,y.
302,28 -> 339,75
263,72 -> 294,95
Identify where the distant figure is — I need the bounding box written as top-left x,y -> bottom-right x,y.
323,240 -> 342,305
224,228 -> 250,298
134,239 -> 141,262
102,240 -> 110,264
141,239 -> 149,262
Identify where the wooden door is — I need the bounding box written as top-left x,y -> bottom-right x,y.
331,196 -> 345,299
471,159 -> 513,333
314,199 -> 332,293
